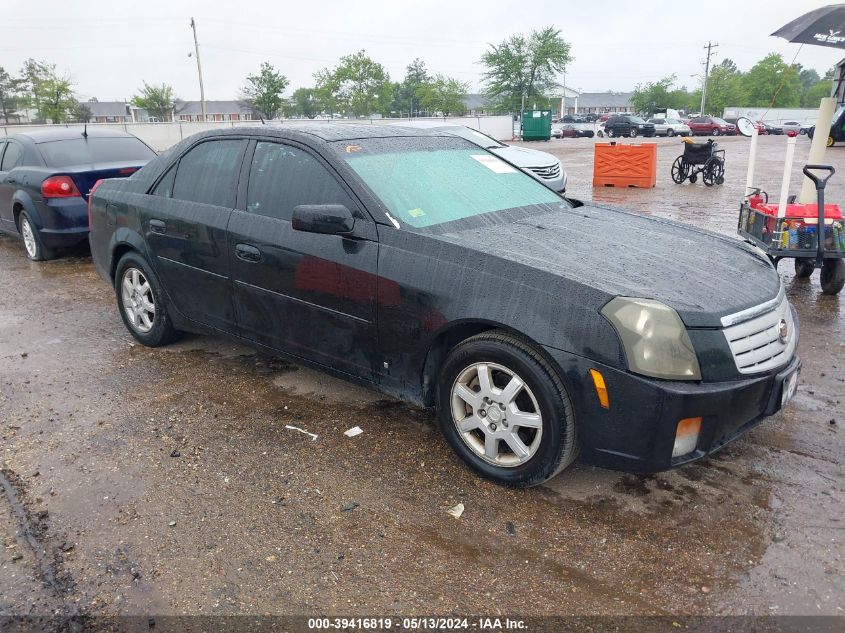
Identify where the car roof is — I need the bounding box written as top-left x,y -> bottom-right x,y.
193,123 -> 447,143
10,127 -> 140,143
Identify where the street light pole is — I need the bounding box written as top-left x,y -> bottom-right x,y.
190,17 -> 206,121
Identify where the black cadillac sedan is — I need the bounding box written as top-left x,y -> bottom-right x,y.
88,125 -> 800,487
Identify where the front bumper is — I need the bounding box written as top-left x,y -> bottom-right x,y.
544,347 -> 801,473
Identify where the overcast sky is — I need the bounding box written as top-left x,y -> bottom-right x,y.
1,0 -> 840,103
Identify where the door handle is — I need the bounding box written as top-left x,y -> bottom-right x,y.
150,219 -> 166,234
235,243 -> 262,262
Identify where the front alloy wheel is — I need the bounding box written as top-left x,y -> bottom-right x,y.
451,362 -> 542,467
121,268 -> 156,333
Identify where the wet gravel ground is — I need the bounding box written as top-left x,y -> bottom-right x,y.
0,134 -> 843,625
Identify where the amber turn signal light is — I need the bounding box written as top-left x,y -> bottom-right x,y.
589,369 -> 610,409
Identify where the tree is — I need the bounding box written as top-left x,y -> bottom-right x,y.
71,102 -> 92,123
398,58 -> 430,116
314,50 -> 393,117
631,75 -> 679,116
131,82 -> 175,121
481,27 -> 571,112
0,66 -> 23,124
415,74 -> 468,116
241,61 -> 289,120
744,53 -> 801,108
702,59 -> 746,116
802,80 -> 833,107
291,87 -> 320,118
19,59 -> 76,123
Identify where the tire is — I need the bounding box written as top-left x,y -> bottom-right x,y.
799,128 -> 807,135
794,258 -> 815,278
827,136 -> 835,148
114,252 -> 179,347
670,157 -> 688,184
629,128 -> 637,138
607,128 -> 615,138
702,157 -> 724,186
18,211 -> 54,261
667,128 -> 675,137
690,173 -> 698,184
711,128 -> 721,136
436,330 -> 577,487
820,259 -> 845,295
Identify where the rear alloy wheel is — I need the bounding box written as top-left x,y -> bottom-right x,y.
711,128 -> 721,136
794,258 -> 816,278
667,128 -> 675,137
18,211 -> 53,261
607,128 -> 615,138
629,128 -> 637,138
820,259 -> 845,295
115,252 -> 179,346
437,331 -> 577,487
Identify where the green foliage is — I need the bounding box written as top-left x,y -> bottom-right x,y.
802,80 -> 833,107
291,87 -> 320,118
744,53 -> 801,108
481,26 -> 571,112
131,82 -> 176,121
241,61 -> 289,119
0,66 -> 23,124
71,102 -> 92,123
630,75 -> 679,116
415,74 -> 469,116
702,59 -> 746,116
20,59 -> 76,123
397,59 -> 430,115
314,50 -> 393,117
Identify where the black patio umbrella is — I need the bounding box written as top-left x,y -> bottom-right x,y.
772,4 -> 845,49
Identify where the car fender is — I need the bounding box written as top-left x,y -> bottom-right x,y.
107,227 -> 150,280
11,189 -> 41,230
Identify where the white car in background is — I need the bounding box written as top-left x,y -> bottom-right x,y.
647,118 -> 692,137
390,121 -> 567,193
781,120 -> 810,135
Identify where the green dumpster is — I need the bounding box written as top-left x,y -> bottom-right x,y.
522,109 -> 552,141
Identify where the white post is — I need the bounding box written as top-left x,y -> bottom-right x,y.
800,97 -> 837,203
778,135 -> 798,218
744,125 -> 759,198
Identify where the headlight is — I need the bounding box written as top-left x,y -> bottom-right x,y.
601,297 -> 701,380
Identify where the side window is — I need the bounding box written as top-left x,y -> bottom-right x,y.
152,164 -> 177,198
1,141 -> 23,171
171,140 -> 244,207
246,142 -> 354,221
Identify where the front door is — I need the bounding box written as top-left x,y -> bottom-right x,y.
228,140 -> 378,379
140,138 -> 247,331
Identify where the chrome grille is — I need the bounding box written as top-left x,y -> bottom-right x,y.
527,163 -> 561,180
722,295 -> 796,375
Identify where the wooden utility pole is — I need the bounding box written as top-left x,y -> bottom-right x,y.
190,17 -> 206,121
700,42 -> 718,115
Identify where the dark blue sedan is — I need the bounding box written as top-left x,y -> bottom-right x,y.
0,128 -> 156,260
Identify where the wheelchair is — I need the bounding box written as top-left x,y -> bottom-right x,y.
670,139 -> 725,186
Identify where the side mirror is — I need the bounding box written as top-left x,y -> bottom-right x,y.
292,204 -> 355,235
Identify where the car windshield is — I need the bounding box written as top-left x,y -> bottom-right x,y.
38,137 -> 156,166
338,137 -> 565,230
629,116 -> 646,123
666,119 -> 682,124
436,126 -> 505,149
712,117 -> 729,125
833,107 -> 845,123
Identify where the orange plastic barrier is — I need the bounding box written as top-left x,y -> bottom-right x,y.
593,142 -> 657,188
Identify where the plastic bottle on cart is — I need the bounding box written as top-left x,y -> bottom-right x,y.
788,222 -> 799,248
806,226 -> 817,249
836,222 -> 845,251
780,223 -> 790,249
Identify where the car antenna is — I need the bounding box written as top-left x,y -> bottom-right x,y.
82,123 -> 88,139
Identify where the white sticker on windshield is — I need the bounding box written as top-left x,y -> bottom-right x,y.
471,154 -> 517,174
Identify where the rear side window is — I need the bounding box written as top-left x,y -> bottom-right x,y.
171,140 -> 244,207
152,164 -> 176,198
37,137 -> 156,167
246,142 -> 353,221
1,141 -> 24,171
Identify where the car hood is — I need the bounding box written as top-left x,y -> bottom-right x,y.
490,145 -> 557,168
434,203 -> 781,328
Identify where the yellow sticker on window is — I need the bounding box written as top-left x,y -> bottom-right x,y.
408,208 -> 426,218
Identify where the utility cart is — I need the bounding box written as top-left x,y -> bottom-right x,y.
738,165 -> 845,295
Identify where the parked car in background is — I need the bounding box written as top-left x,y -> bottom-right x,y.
604,114 -> 655,138
598,113 -> 612,122
582,113 -> 599,122
807,105 -> 845,147
781,121 -> 809,135
0,128 -> 156,260
88,124 -> 800,486
561,115 -> 585,123
763,122 -> 784,135
688,116 -> 737,136
391,121 -> 567,193
647,118 -> 692,137
553,124 -> 595,139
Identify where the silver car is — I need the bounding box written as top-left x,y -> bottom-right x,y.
647,118 -> 692,137
781,121 -> 809,135
390,122 -> 567,193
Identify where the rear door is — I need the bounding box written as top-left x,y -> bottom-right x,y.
228,140 -> 378,378
0,139 -> 24,231
141,138 -> 247,331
